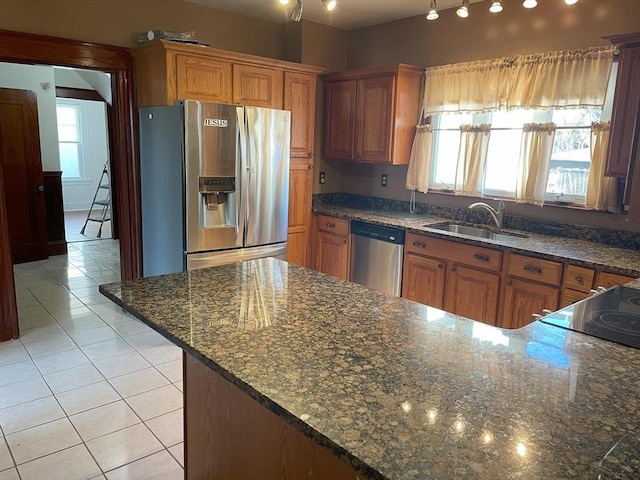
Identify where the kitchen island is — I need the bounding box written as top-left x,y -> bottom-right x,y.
99,258 -> 640,479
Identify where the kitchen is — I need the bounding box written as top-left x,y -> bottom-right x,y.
1,0 -> 640,478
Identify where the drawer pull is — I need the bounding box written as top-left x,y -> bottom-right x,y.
412,241 -> 426,248
343,239 -> 347,244
326,222 -> 335,228
575,275 -> 583,284
531,313 -> 543,320
438,263 -> 444,269
473,253 -> 490,262
523,264 -> 542,274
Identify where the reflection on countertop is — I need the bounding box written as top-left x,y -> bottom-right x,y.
100,258 -> 640,480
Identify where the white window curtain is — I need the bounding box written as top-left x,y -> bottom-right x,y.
406,124 -> 434,193
454,124 -> 491,197
585,122 -> 618,212
515,123 -> 556,206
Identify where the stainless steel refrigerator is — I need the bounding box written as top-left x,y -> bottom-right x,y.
138,100 -> 290,277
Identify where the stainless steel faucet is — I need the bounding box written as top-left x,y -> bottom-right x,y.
468,199 -> 506,229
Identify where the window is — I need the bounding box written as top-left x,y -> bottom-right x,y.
56,100 -> 88,181
429,107 -> 603,203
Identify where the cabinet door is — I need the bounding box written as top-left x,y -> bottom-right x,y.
324,80 -> 357,160
401,253 -> 446,309
287,163 -> 312,267
316,232 -> 350,280
595,271 -> 635,289
233,64 -> 283,109
444,265 -> 500,326
560,288 -> 590,308
284,72 -> 316,160
355,75 -> 395,163
502,278 -> 560,329
176,54 -> 232,103
606,46 -> 640,177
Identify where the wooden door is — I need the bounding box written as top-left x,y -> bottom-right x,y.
444,265 -> 500,326
0,162 -> 18,341
355,75 -> 394,163
316,232 -> 350,280
401,253 -> 446,309
502,278 -> 560,329
323,80 -> 357,160
284,72 -> 316,159
286,163 -> 312,267
176,54 -> 232,103
0,88 -> 48,264
233,64 -> 283,109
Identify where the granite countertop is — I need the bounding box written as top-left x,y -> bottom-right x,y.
314,205 -> 640,277
100,258 -> 640,480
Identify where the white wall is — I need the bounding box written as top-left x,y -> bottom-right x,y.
0,62 -> 60,171
61,100 -> 110,211
54,68 -> 112,104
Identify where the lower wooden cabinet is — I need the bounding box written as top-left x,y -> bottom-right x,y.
402,254 -> 446,309
445,265 -> 501,325
502,278 -> 560,329
315,215 -> 350,280
286,163 -> 312,267
595,271 -> 636,289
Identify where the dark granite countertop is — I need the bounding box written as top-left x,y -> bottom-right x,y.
314,204 -> 640,277
100,258 -> 640,480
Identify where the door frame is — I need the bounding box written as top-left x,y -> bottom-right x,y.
0,29 -> 142,340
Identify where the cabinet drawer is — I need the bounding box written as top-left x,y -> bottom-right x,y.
560,288 -> 590,308
563,265 -> 595,293
595,271 -> 636,289
317,215 -> 349,236
405,233 -> 502,272
508,254 -> 563,286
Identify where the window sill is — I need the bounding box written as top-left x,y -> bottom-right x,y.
62,179 -> 92,186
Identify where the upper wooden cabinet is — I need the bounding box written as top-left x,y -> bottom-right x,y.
322,64 -> 423,165
175,54 -> 232,104
605,33 -> 640,177
233,64 -> 283,109
284,72 -> 317,159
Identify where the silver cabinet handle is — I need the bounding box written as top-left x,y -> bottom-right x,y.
523,264 -> 542,274
326,222 -> 335,228
542,309 -> 553,314
531,313 -> 543,319
412,241 -> 426,248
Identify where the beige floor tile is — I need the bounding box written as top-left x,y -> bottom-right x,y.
23,336 -> 76,359
0,339 -> 22,352
70,400 -> 141,442
19,324 -> 67,345
52,306 -> 96,323
108,367 -> 169,398
16,445 -> 101,480
58,314 -> 107,333
0,345 -> 30,367
55,380 -> 121,416
0,396 -> 65,435
81,338 -> 134,363
173,381 -> 183,393
125,385 -> 182,421
16,304 -> 50,320
155,359 -> 182,383
122,331 -> 170,350
138,345 -> 182,366
16,315 -> 57,331
0,360 -> 41,387
93,352 -> 151,379
0,377 -> 51,410
86,423 -> 163,472
105,450 -> 183,480
33,348 -> 90,376
68,326 -> 120,347
0,468 -> 19,480
167,443 -> 184,468
6,418 -> 81,465
43,363 -> 104,394
0,438 -> 13,471
109,320 -> 152,338
146,409 -> 183,448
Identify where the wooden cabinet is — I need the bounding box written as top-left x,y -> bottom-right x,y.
315,215 -> 350,280
322,64 -> 422,165
284,72 -> 317,159
560,264 -> 595,307
402,233 -> 502,326
233,64 -> 283,109
501,253 -> 562,329
175,54 -> 232,103
287,163 -> 312,267
595,271 -> 636,289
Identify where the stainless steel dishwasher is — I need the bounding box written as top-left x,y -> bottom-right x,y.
349,220 -> 405,296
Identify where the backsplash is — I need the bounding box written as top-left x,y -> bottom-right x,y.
313,193 -> 640,251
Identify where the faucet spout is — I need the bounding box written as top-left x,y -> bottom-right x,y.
468,200 -> 505,229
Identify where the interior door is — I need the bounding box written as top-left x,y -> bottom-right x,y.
0,88 -> 48,264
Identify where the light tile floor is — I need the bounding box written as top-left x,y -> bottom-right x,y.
0,240 -> 184,480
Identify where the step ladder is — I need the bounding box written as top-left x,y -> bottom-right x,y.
80,165 -> 111,238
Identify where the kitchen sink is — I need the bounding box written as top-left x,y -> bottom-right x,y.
425,222 -> 528,241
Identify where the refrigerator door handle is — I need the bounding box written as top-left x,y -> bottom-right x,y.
236,106 -> 248,247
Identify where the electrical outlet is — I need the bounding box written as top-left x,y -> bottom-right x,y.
319,171 -> 326,184
381,174 -> 388,187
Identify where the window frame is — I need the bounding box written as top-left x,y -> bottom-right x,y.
56,98 -> 91,183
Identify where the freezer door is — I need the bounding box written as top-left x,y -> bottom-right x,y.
243,107 -> 290,247
184,100 -> 244,253
186,243 -> 287,270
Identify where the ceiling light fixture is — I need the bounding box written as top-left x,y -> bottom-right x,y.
456,0 -> 470,18
564,0 -> 579,4
290,0 -> 303,21
322,0 -> 337,10
489,1 -> 503,13
522,0 -> 537,8
426,0 -> 439,20
279,0 -> 289,5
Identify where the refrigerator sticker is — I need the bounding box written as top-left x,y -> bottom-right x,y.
204,118 -> 229,127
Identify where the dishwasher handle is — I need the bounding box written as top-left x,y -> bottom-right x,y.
350,220 -> 405,245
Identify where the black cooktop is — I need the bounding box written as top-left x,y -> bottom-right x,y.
539,286 -> 640,349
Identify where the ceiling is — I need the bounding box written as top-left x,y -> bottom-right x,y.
186,0 -> 485,30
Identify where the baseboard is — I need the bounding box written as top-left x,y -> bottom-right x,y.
48,240 -> 68,256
